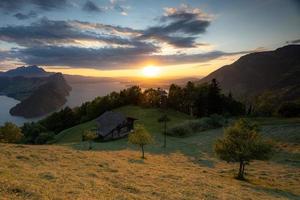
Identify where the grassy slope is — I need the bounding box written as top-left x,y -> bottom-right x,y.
1,106 -> 300,199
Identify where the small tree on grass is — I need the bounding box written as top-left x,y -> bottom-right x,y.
82,130 -> 97,150
158,114 -> 170,148
214,119 -> 273,180
0,122 -> 23,143
128,125 -> 154,159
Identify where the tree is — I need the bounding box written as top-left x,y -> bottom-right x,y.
82,130 -> 97,150
183,81 -> 196,116
168,84 -> 183,111
128,125 -> 154,159
214,119 -> 273,180
21,122 -> 47,144
207,79 -> 222,115
158,114 -> 170,148
0,122 -> 23,143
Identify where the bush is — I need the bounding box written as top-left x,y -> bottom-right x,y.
167,124 -> 192,137
277,101 -> 300,117
167,115 -> 226,137
0,122 -> 23,143
34,132 -> 55,144
208,114 -> 226,127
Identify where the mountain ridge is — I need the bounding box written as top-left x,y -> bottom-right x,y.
198,45 -> 300,101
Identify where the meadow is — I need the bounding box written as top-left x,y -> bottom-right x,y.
0,106 -> 299,199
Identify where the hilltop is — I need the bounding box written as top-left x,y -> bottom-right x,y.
199,45 -> 300,101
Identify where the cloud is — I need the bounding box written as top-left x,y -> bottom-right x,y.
0,5 -> 221,70
113,4 -> 128,15
140,5 -> 211,48
0,5 -> 211,49
11,45 -> 250,69
0,0 -> 68,12
14,11 -> 37,20
82,1 -> 103,12
0,18 -> 139,47
14,44 -> 158,68
286,39 -> 300,44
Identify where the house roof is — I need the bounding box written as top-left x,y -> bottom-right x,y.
95,111 -> 127,136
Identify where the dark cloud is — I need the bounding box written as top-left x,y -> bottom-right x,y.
10,45 -> 250,69
14,43 -> 158,68
0,0 -> 68,12
0,6 -> 211,49
286,39 -> 300,44
0,18 -> 138,47
140,6 -> 211,48
14,11 -> 37,20
82,1 -> 103,12
0,5 -> 219,69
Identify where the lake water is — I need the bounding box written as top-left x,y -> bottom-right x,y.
0,81 -> 126,126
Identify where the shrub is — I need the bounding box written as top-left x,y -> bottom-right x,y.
82,130 -> 98,150
0,122 -> 23,143
208,114 -> 226,127
277,101 -> 300,117
34,132 -> 55,144
167,124 -> 192,137
167,115 -> 226,137
188,120 -> 205,132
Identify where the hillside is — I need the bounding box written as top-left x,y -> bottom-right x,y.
0,76 -> 48,101
55,106 -> 300,165
199,45 -> 300,100
1,115 -> 300,199
9,73 -> 71,118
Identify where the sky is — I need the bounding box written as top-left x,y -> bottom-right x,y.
0,0 -> 299,78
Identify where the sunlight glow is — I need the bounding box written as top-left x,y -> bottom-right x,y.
142,66 -> 161,77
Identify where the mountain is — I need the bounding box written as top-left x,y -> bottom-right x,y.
0,76 -> 48,100
9,73 -> 71,118
199,45 -> 300,101
0,65 -> 50,77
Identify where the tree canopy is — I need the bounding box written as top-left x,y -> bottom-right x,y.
214,119 -> 273,179
0,122 -> 23,143
128,125 -> 154,158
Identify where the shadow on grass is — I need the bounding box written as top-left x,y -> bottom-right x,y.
246,184 -> 300,200
272,150 -> 300,167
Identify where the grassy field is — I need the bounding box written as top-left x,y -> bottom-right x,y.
1,106 -> 300,199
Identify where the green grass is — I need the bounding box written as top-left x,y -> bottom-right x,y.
55,106 -> 300,167
55,120 -> 97,144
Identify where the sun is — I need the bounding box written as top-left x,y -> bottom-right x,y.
142,66 -> 161,77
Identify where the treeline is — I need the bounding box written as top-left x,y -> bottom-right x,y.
19,79 -> 244,144
250,92 -> 300,117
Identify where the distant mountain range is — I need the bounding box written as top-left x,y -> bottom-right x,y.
199,45 -> 300,101
0,65 -> 50,78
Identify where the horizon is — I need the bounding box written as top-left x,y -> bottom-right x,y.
0,0 -> 299,78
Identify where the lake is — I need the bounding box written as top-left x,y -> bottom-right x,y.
0,81 -> 126,126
